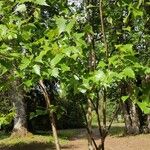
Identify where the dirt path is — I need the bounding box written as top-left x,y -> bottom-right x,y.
62,129 -> 150,150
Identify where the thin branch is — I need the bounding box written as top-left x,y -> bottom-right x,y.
89,97 -> 103,138
80,102 -> 98,150
105,104 -> 120,138
99,0 -> 108,62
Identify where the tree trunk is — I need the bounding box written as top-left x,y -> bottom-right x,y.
122,100 -> 141,135
147,115 -> 150,132
11,80 -> 28,137
130,103 -> 140,134
121,100 -> 133,134
39,80 -> 61,150
87,99 -> 94,150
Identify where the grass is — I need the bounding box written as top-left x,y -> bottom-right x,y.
0,128 -> 84,150
0,128 -> 82,150
0,123 -> 126,150
58,128 -> 85,139
109,122 -> 125,136
0,131 -> 68,150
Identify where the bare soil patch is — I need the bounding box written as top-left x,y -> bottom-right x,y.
62,128 -> 150,150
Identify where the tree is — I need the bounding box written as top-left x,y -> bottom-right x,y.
0,0 -> 149,150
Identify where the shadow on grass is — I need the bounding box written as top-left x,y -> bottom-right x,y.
0,132 -> 55,150
0,142 -> 55,150
0,133 -> 10,140
34,128 -> 86,140
109,125 -> 125,136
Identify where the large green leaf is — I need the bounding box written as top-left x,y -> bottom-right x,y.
115,44 -> 134,55
51,68 -> 59,77
55,16 -> 67,35
121,67 -> 135,79
33,65 -> 41,76
60,64 -> 70,73
20,0 -> 48,5
137,102 -> 150,114
15,4 -> 26,12
50,54 -> 64,68
19,57 -> 31,70
66,18 -> 76,35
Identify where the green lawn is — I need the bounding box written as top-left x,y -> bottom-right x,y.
0,123 -> 125,150
0,131 -> 68,150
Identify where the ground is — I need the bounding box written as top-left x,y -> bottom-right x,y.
63,132 -> 150,150
0,124 -> 150,150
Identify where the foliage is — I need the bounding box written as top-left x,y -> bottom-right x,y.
0,110 -> 15,128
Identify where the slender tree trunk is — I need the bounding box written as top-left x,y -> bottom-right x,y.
39,80 -> 61,150
86,22 -> 95,150
102,89 -> 106,130
11,80 -> 28,137
99,89 -> 106,150
87,99 -> 94,150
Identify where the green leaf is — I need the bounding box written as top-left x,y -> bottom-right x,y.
137,0 -> 143,8
84,24 -> 93,34
30,109 -> 47,120
15,4 -> 26,12
48,105 -> 57,113
115,44 -> 134,54
19,57 -> 31,70
78,87 -> 87,94
123,11 -> 131,24
51,68 -> 59,77
122,67 -> 135,79
33,65 -> 41,76
122,26 -> 131,32
87,4 -> 98,9
0,25 -> 8,37
35,0 -> 48,5
145,67 -> 150,74
55,16 -> 67,35
20,0 -> 48,6
35,49 -> 49,63
24,80 -> 32,87
66,18 -> 76,35
137,102 -> 150,114
132,8 -> 143,18
109,55 -> 121,66
97,61 -> 107,68
51,54 -> 64,68
107,17 -> 113,24
60,64 -> 70,73
82,78 -> 90,89
121,96 -> 129,102
74,75 -> 79,80
92,70 -> 105,82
